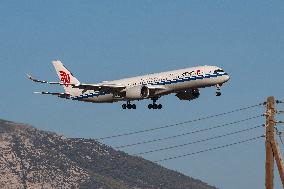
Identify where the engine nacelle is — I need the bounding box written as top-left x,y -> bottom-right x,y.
176,89 -> 200,101
125,86 -> 150,99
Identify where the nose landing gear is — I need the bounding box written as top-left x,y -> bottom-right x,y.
216,84 -> 222,96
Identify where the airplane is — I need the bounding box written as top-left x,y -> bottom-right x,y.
28,60 -> 230,110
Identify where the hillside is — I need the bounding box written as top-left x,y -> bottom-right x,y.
0,119 -> 217,189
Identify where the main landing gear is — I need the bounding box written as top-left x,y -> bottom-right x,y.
148,98 -> 162,109
122,101 -> 136,109
122,98 -> 163,110
216,84 -> 222,96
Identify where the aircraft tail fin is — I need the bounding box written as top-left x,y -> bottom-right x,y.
52,60 -> 81,96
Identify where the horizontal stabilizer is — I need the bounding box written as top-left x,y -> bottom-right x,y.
27,74 -> 125,92
27,74 -> 73,85
34,91 -> 71,99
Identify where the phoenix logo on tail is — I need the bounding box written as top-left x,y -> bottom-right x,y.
28,60 -> 230,110
59,71 -> 71,87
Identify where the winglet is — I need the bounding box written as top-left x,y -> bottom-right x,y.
27,74 -> 33,80
27,74 -> 42,83
26,74 -> 44,83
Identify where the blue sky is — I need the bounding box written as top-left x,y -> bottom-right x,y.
1,1 -> 284,188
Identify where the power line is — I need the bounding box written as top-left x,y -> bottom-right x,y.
115,115 -> 263,149
97,103 -> 264,140
154,135 -> 264,163
134,124 -> 263,156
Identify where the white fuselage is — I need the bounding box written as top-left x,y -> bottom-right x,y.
71,65 -> 230,103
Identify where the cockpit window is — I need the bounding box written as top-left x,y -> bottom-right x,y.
214,69 -> 224,74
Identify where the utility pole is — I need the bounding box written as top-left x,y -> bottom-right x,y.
271,139 -> 284,186
265,96 -> 284,189
265,96 -> 275,189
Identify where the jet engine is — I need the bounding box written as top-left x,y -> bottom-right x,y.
125,86 -> 150,99
176,89 -> 200,101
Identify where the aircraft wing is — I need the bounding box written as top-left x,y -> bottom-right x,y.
146,85 -> 168,96
72,83 -> 126,91
34,92 -> 71,99
27,74 -> 126,92
147,85 -> 166,90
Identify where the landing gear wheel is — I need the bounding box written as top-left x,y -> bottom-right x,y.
148,97 -> 162,110
153,104 -> 158,109
127,104 -> 132,109
215,84 -> 222,97
122,104 -> 127,109
122,101 -> 137,109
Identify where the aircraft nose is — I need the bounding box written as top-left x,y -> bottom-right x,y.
224,74 -> 230,82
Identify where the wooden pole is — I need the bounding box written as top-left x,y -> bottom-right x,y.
265,96 -> 275,189
271,140 -> 284,187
